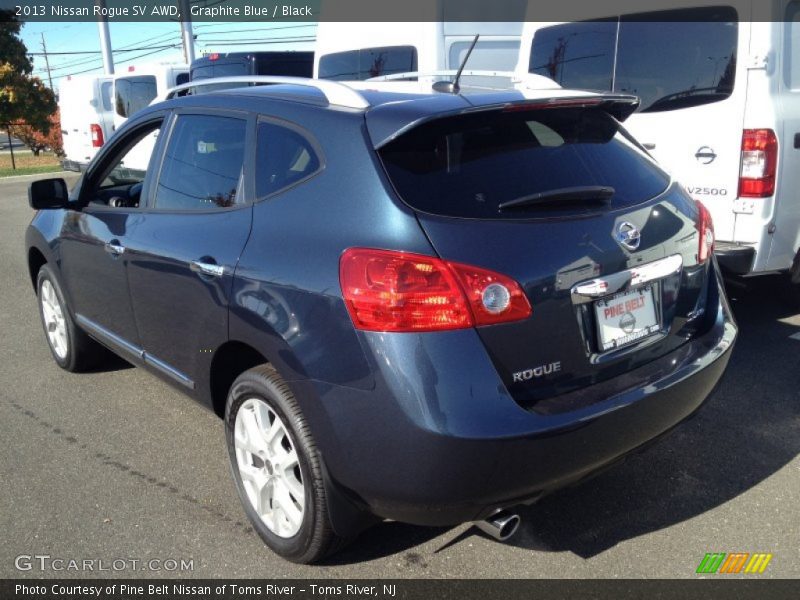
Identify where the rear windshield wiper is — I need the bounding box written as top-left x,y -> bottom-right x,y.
497,186 -> 615,211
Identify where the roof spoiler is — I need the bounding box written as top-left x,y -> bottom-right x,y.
368,93 -> 642,149
499,94 -> 641,122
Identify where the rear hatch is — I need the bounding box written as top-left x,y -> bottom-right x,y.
370,98 -> 714,410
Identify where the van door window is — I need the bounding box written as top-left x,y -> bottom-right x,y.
115,76 -> 157,118
154,114 -> 247,210
617,8 -> 738,112
100,81 -> 113,112
449,40 -> 520,71
528,20 -> 616,91
318,46 -> 418,80
529,7 -> 738,112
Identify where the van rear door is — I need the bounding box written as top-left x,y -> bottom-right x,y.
525,3 -> 751,242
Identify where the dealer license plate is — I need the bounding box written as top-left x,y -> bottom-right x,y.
594,285 -> 660,352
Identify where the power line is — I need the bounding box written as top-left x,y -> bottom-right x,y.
43,32 -> 183,74
60,45 -> 181,78
29,44 -> 182,56
198,36 -> 316,45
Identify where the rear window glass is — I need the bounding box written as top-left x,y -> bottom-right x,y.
192,61 -> 250,80
378,107 -> 670,220
529,20 -> 617,92
529,7 -> 738,113
114,76 -> 157,118
318,46 -> 417,81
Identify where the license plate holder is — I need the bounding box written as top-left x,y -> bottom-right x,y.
593,285 -> 661,352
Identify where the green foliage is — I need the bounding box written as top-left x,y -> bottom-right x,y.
0,11 -> 33,75
1,9 -> 57,150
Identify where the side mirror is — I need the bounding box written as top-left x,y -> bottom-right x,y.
29,178 -> 69,210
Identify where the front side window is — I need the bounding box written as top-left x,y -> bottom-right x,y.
85,120 -> 162,208
114,76 -> 157,118
529,7 -> 738,113
318,46 -> 418,81
154,114 -> 247,210
256,121 -> 321,199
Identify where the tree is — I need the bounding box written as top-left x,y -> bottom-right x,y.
1,10 -> 58,164
10,108 -> 63,156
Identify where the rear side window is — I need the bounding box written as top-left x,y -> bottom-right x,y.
318,46 -> 417,80
378,107 -> 670,219
256,121 -> 321,199
115,76 -> 157,118
175,72 -> 190,86
529,7 -> 738,112
155,114 -> 247,210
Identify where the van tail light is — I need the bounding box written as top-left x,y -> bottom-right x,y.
339,248 -> 532,332
739,129 -> 777,197
90,124 -> 104,147
695,200 -> 715,264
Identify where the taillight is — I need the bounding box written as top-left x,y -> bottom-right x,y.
696,200 -> 714,263
90,124 -> 104,147
339,248 -> 532,332
739,129 -> 778,198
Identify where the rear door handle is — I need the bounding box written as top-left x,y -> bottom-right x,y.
794,133 -> 800,149
104,241 -> 125,256
642,142 -> 656,150
190,260 -> 225,278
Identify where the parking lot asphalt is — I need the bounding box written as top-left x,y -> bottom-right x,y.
1,173 -> 798,579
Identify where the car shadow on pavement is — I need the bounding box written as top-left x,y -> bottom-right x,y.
506,273 -> 800,558
83,350 -> 134,373
326,274 -> 800,564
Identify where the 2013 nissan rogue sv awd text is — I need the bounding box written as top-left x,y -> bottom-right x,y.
25,78 -> 736,563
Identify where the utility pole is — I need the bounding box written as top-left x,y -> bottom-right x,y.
178,0 -> 195,64
40,33 -> 54,90
95,0 -> 115,74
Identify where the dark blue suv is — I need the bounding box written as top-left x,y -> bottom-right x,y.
26,79 -> 736,563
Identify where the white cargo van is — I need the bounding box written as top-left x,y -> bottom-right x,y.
58,74 -> 114,171
314,22 -> 522,88
516,0 -> 800,290
113,63 -> 189,130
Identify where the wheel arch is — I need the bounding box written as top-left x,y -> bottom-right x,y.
209,340 -> 270,418
28,246 -> 48,291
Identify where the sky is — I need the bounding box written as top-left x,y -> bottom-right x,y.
19,20 -> 317,91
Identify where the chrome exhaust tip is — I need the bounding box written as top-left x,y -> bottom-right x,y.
474,510 -> 521,541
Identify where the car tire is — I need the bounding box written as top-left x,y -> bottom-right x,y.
225,364 -> 347,564
36,264 -> 104,372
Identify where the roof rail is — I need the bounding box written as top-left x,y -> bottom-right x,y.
161,76 -> 370,110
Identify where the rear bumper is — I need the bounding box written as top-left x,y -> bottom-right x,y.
715,241 -> 755,275
302,264 -> 737,527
